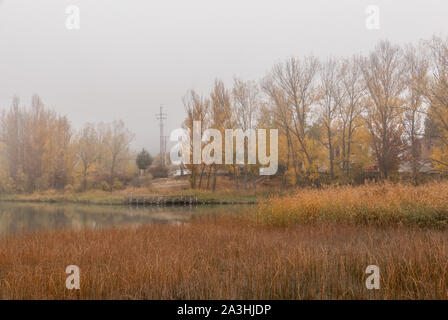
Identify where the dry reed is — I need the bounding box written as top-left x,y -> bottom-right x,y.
0,218 -> 447,299
256,181 -> 448,228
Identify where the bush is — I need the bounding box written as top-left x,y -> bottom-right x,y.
100,181 -> 110,192
112,179 -> 124,190
130,173 -> 153,188
149,166 -> 168,179
64,184 -> 74,193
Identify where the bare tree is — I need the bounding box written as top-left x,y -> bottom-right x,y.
360,40 -> 406,179
402,44 -> 429,184
76,123 -> 98,191
232,77 -> 260,189
338,55 -> 365,177
209,79 -> 232,191
182,90 -> 210,189
424,36 -> 448,169
262,79 -> 298,185
101,120 -> 134,190
317,58 -> 341,179
267,56 -> 320,179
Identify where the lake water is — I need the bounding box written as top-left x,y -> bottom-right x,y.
0,202 -> 246,236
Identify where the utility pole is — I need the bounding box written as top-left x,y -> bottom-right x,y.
156,105 -> 167,166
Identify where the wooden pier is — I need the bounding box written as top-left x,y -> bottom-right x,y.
126,194 -> 198,206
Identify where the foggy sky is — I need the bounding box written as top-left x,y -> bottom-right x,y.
0,0 -> 447,155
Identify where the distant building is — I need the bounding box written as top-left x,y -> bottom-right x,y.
399,137 -> 434,174
173,169 -> 191,177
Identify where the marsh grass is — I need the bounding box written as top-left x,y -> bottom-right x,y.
0,218 -> 447,299
256,181 -> 448,228
1,182 -> 448,299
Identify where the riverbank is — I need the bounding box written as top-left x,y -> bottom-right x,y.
0,189 -> 260,206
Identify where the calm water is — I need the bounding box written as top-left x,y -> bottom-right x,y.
0,202 -> 246,236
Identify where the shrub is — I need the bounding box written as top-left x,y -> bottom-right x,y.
64,184 -> 74,193
148,165 -> 168,179
130,173 -> 153,188
112,179 -> 124,191
100,181 -> 110,192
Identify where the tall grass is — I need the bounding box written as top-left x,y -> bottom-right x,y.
1,182 -> 448,299
0,218 -> 447,299
256,181 -> 448,228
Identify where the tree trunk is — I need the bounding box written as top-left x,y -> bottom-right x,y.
212,166 -> 217,192
206,166 -> 212,190
189,165 -> 197,189
82,171 -> 87,192
341,122 -> 347,175
233,164 -> 238,189
198,165 -> 205,189
347,123 -> 353,177
328,126 -> 334,180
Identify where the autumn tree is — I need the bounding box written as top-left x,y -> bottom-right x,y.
0,96 -> 24,189
182,90 -> 210,189
0,95 -> 75,191
402,44 -> 429,184
232,77 -> 260,189
424,36 -> 448,170
45,115 -> 74,189
209,79 -> 233,191
76,123 -> 99,191
0,97 -> 138,192
317,58 -> 341,179
100,120 -> 135,190
338,55 -> 365,177
266,56 -> 320,182
360,40 -> 406,179
262,76 -> 298,186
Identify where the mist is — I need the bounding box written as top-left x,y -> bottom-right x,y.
0,0 -> 447,154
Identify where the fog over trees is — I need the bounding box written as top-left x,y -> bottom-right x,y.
0,35 -> 447,192
182,36 -> 448,189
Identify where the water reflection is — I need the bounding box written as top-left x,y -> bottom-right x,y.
0,202 -> 245,236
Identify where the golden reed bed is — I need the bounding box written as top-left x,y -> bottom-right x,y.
0,219 -> 447,299
256,181 -> 448,228
1,181 -> 448,299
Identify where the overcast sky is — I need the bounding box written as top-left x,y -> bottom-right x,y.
0,0 -> 447,155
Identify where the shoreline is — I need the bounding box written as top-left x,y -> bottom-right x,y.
0,198 -> 257,206
0,192 -> 259,206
